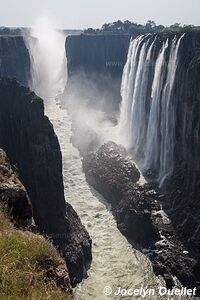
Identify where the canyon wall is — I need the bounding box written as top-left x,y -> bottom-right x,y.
0,78 -> 92,286
166,31 -> 200,252
0,148 -> 32,227
0,35 -> 30,85
65,34 -> 130,114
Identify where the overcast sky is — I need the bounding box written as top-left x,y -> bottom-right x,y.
0,0 -> 199,29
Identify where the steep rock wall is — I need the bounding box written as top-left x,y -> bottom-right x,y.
0,35 -> 30,85
0,78 -> 92,286
166,31 -> 200,251
65,34 -> 130,114
0,148 -> 32,227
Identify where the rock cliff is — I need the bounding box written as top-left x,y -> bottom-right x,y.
0,78 -> 92,287
0,35 -> 30,85
65,34 -> 130,114
0,148 -> 32,227
164,31 -> 200,254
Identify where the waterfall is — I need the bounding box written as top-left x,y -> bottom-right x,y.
25,17 -> 67,101
158,36 -> 184,184
119,34 -> 184,185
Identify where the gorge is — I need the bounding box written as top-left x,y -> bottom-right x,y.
0,23 -> 200,299
24,22 -> 168,300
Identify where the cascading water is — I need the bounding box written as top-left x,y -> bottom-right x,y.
119,34 -> 184,185
24,22 -> 189,300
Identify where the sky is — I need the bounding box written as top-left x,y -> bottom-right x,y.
0,0 -> 199,29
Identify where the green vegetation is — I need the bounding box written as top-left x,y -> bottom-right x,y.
0,209 -> 72,300
0,27 -> 24,36
31,92 -> 43,103
84,20 -> 200,35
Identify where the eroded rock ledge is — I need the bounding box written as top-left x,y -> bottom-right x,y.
83,141 -> 200,294
0,78 -> 92,287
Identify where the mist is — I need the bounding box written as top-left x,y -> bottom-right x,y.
25,16 -> 120,155
63,70 -> 120,154
25,16 -> 67,102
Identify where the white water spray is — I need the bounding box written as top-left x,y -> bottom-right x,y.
25,17 -> 67,101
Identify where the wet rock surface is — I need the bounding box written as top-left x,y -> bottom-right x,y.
83,141 -> 200,295
0,78 -> 92,287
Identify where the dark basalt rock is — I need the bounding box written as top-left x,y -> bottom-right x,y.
0,77 -> 92,287
0,35 -> 30,86
43,258 -> 72,293
0,148 -> 32,227
83,141 -> 200,294
66,34 -> 130,77
65,34 -> 130,115
83,141 -> 158,246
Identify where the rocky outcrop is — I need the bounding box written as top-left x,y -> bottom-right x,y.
0,77 -> 92,287
83,141 -> 200,294
83,142 -> 159,246
43,257 -> 72,293
65,34 -> 130,114
0,148 -> 32,227
0,35 -> 30,85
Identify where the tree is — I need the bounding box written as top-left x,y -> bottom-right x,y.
102,23 -> 110,31
145,20 -> 156,31
169,23 -> 182,31
85,28 -> 96,34
182,24 -> 194,32
155,25 -> 165,32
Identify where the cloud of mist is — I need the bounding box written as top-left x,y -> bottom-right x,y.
25,16 -> 121,154
63,70 -> 120,154
26,16 -> 67,101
